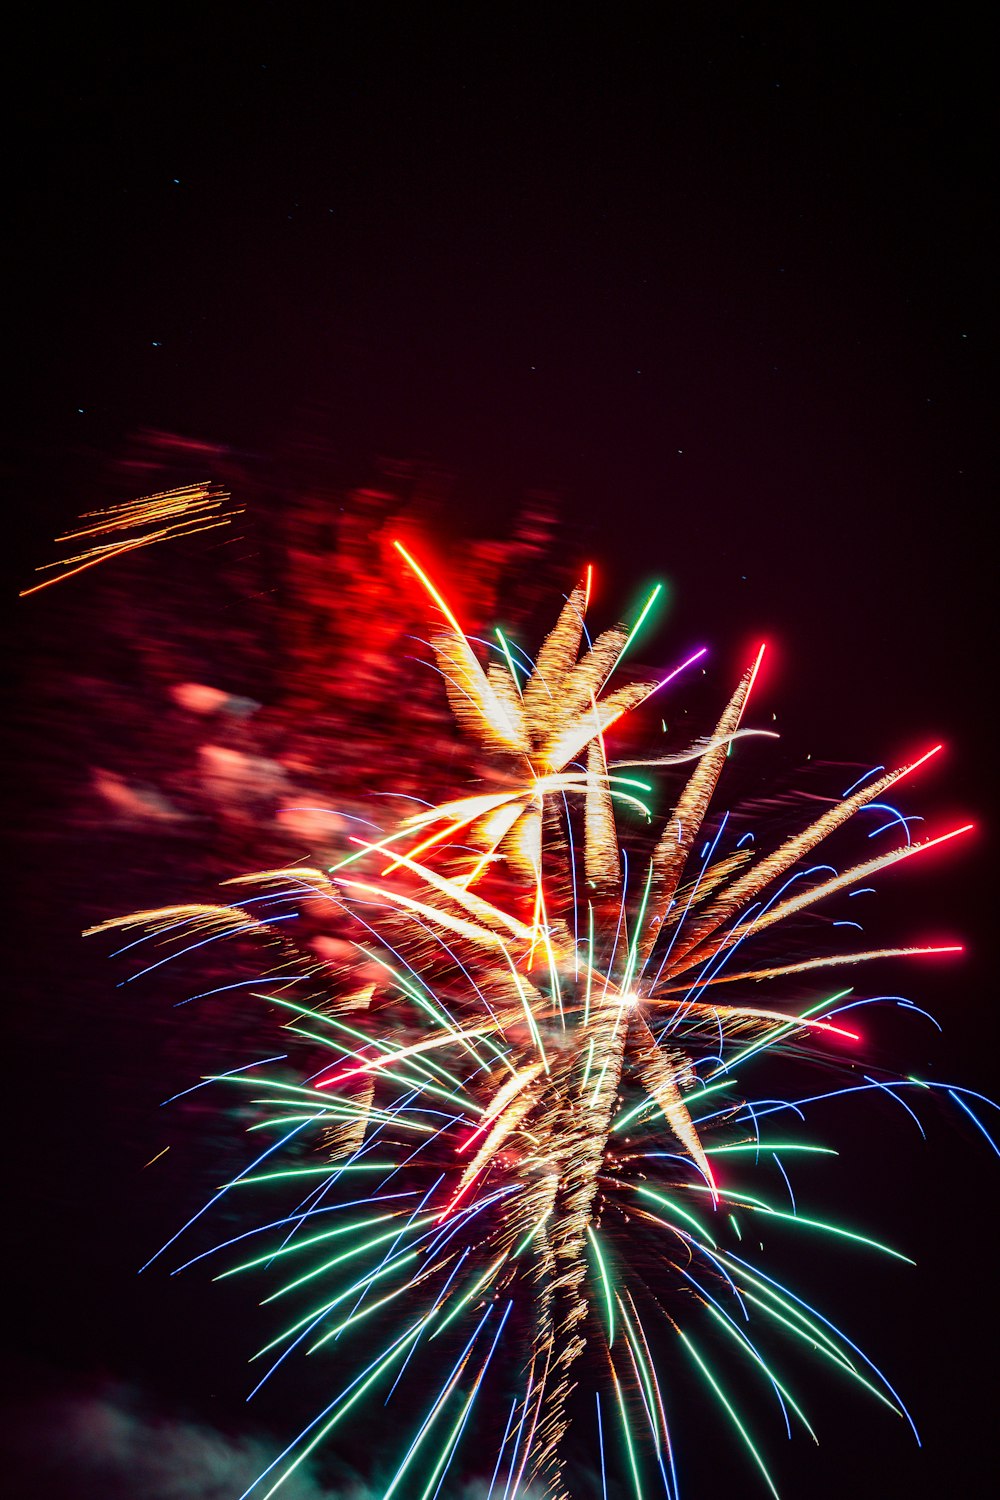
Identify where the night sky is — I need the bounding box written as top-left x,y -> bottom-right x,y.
6,11 -> 996,1500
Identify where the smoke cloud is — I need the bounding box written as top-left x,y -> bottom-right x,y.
0,1379 -> 548,1499
1,1381 -> 351,1500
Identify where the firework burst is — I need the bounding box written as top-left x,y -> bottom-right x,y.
93,548 -> 993,1500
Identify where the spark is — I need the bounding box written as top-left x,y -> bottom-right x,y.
21,483 -> 242,596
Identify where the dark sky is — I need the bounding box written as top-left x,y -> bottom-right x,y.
8,11 -> 995,773
5,10 -> 996,1500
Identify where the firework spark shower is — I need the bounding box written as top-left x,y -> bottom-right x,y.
87,541 -> 994,1500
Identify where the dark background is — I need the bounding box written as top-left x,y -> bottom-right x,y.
5,9 -> 995,1499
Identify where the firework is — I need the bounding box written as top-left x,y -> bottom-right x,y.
20,482 -> 241,596
93,547 -> 993,1500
